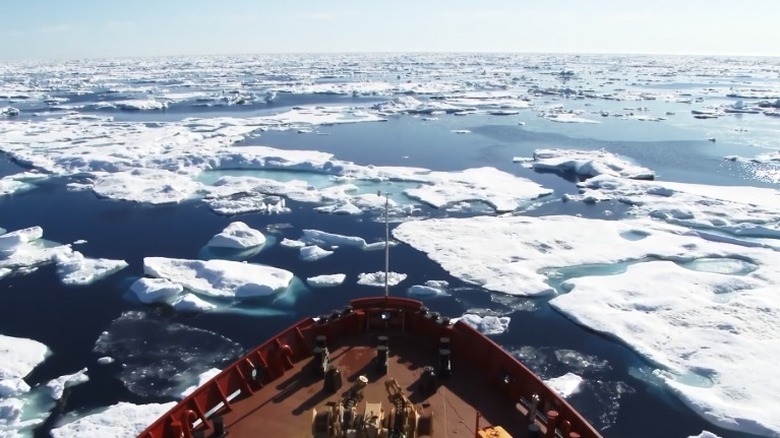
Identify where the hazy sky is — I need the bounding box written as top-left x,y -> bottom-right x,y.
3,0 -> 779,60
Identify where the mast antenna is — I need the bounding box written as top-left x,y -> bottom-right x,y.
378,191 -> 390,298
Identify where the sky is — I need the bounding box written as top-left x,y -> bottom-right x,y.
2,0 -> 780,60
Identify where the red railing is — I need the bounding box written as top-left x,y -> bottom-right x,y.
137,296 -> 602,438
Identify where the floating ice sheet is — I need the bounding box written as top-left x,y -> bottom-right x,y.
143,257 -> 294,298
51,402 -> 177,438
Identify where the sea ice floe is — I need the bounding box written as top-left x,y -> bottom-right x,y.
357,271 -> 407,288
578,175 -> 780,238
0,335 -> 49,380
528,149 -> 655,180
130,277 -> 184,304
688,432 -> 722,438
50,401 -> 177,438
307,274 -> 346,288
300,246 -> 334,262
207,221 -> 266,249
0,106 -> 20,117
552,260 -> 780,437
0,227 -> 43,254
45,368 -> 89,400
544,372 -> 583,398
54,251 -> 128,286
92,168 -> 202,204
301,229 -> 374,249
261,106 -> 386,127
403,167 -> 552,213
143,257 -> 294,298
280,238 -> 306,248
545,113 -> 600,124
0,226 -> 126,284
455,314 -> 510,335
0,378 -> 30,398
407,280 -> 449,297
96,357 -> 114,365
395,213 -> 780,436
0,172 -> 45,196
172,293 -> 217,312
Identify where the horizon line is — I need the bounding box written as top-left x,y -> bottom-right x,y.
3,49 -> 780,63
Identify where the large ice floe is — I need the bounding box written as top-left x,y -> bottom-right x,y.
0,226 -> 127,285
583,176 -> 780,238
0,335 -> 50,435
51,402 -> 176,438
519,148 -> 655,180
394,214 -> 780,436
0,335 -> 49,383
142,257 -> 294,299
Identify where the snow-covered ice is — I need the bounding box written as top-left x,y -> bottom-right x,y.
172,293 -> 218,312
544,372 -> 584,398
395,213 -> 780,436
45,368 -> 89,400
403,167 -> 552,212
307,274 -> 346,288
300,229 -> 372,249
92,169 -> 202,204
0,227 -> 43,254
357,271 -> 407,287
50,402 -> 176,438
456,314 -> 511,335
578,175 -> 780,238
206,221 -> 266,249
300,245 -> 334,262
143,257 -> 294,298
407,280 -> 448,297
528,149 -> 655,180
688,432 -> 722,438
130,277 -> 184,304
54,251 -> 128,286
0,335 -> 49,380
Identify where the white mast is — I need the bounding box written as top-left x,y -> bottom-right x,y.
380,191 -> 390,298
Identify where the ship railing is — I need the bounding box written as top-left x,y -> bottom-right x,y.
138,316 -> 320,438
450,321 -> 603,438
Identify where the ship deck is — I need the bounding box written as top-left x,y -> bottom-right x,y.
219,331 -> 533,437
139,297 -> 602,438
